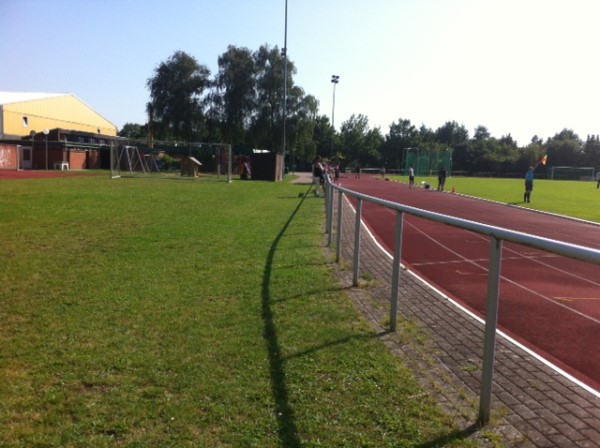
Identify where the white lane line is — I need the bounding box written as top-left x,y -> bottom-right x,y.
401,217 -> 600,325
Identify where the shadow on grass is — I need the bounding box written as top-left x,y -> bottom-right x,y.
261,188 -> 313,447
416,423 -> 481,447
284,331 -> 387,361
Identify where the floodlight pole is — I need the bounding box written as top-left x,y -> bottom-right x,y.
281,0 -> 288,179
330,75 -> 339,159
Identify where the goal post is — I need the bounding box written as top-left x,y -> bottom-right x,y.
110,140 -> 232,182
548,166 -> 594,181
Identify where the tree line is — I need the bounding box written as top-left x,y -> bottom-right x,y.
119,47 -> 600,175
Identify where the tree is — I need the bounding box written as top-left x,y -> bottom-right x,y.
215,45 -> 255,145
119,122 -> 147,139
582,135 -> 600,168
146,51 -> 211,141
382,118 -> 419,170
435,121 -> 470,171
312,115 -> 333,160
364,127 -> 385,167
250,45 -> 289,150
488,135 -> 519,173
436,121 -> 469,146
286,91 -> 319,163
339,114 -> 381,166
545,129 -> 583,167
473,125 -> 491,141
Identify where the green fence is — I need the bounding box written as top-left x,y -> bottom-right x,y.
405,148 -> 452,177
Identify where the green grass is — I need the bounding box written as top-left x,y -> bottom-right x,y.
0,175 -> 478,447
394,175 -> 600,223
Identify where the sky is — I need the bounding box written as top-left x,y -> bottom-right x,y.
1,0 -> 599,147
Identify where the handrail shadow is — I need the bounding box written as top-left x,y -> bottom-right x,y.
261,188 -> 313,447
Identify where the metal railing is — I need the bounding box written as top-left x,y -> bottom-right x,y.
322,177 -> 600,426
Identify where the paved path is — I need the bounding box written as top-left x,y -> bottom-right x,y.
290,173 -> 600,447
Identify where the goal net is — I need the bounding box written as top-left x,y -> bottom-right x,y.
548,166 -> 594,181
110,140 -> 232,182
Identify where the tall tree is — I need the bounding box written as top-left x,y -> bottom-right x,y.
583,135 -> 600,167
382,118 -> 419,170
216,45 -> 255,145
339,114 -> 377,165
119,122 -> 147,139
545,129 -> 583,166
146,51 -> 211,141
473,125 -> 491,141
250,45 -> 288,150
435,121 -> 470,171
312,115 -> 333,159
286,90 -> 319,162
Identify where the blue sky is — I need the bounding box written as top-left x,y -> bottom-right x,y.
1,0 -> 599,146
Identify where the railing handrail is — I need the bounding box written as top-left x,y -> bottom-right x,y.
324,177 -> 600,426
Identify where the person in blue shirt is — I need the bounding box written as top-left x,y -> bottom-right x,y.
524,166 -> 534,203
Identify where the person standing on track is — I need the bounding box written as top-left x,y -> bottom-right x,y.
437,166 -> 447,191
524,166 -> 534,203
354,163 -> 361,179
408,165 -> 415,189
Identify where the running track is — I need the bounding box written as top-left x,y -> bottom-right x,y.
338,174 -> 600,392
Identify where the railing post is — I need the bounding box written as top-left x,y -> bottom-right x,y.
325,182 -> 331,236
353,198 -> 363,287
336,189 -> 343,263
327,180 -> 334,244
478,236 -> 503,426
390,211 -> 404,332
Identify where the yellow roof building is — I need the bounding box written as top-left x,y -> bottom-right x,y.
0,92 -> 117,139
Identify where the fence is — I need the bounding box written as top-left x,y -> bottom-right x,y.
322,177 -> 600,426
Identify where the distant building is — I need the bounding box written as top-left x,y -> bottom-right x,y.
0,92 -> 117,138
0,92 -> 119,170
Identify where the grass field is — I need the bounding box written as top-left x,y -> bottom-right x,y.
0,174 -> 485,447
394,175 -> 600,223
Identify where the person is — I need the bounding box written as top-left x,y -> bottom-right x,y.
524,166 -> 534,203
312,156 -> 325,197
354,163 -> 361,179
596,171 -> 600,189
241,157 -> 251,180
381,166 -> 386,180
408,165 -> 415,189
437,167 -> 447,191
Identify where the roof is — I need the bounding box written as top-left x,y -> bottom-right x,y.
0,91 -> 118,134
0,92 -> 69,106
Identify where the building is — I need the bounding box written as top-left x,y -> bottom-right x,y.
0,92 -> 117,139
0,92 -> 119,170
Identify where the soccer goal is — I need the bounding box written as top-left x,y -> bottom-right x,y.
548,166 -> 594,181
110,140 -> 232,182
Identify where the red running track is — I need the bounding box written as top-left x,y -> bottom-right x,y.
0,170 -> 84,180
338,175 -> 600,392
